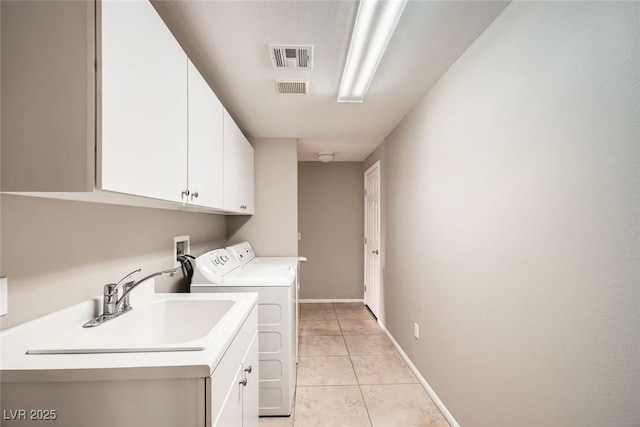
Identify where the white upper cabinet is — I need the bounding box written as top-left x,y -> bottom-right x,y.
223,112 -> 255,214
99,0 -> 188,203
187,60 -> 224,209
1,0 -> 254,215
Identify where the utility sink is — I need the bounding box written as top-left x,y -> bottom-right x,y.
27,298 -> 235,354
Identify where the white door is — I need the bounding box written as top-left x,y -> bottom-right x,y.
187,60 -> 224,208
99,0 -> 188,202
364,161 -> 381,318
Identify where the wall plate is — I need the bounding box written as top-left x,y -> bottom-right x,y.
173,235 -> 190,268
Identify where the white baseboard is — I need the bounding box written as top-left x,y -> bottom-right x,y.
378,321 -> 460,427
299,299 -> 364,304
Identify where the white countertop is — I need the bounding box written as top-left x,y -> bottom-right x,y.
0,285 -> 258,383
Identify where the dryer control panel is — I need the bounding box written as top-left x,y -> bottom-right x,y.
195,248 -> 239,284
227,241 -> 256,266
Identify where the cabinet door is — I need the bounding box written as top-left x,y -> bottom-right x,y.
223,111 -> 255,214
99,0 -> 188,203
187,60 -> 224,208
242,332 -> 259,427
238,136 -> 255,215
215,364 -> 244,427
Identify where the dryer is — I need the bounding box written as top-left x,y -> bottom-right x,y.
226,241 -> 306,363
191,248 -> 297,417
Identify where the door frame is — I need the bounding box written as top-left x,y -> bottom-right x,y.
364,160 -> 381,318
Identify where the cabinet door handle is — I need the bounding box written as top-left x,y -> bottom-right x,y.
181,189 -> 190,197
372,250 -> 379,255
191,191 -> 199,198
244,365 -> 252,374
239,378 -> 248,387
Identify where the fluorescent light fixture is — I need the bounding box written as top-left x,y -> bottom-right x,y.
337,0 -> 408,103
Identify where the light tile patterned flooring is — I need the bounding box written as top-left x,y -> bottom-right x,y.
259,303 -> 450,427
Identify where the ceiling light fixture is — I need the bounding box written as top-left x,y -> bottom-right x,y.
318,152 -> 335,162
337,0 -> 408,103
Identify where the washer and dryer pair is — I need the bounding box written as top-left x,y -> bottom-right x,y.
191,242 -> 305,417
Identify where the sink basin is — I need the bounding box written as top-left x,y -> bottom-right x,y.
27,298 -> 235,354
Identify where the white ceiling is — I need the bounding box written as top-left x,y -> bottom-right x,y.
152,0 -> 510,161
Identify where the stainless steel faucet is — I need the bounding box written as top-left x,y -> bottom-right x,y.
83,268 -> 178,328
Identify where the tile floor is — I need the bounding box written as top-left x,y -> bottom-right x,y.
259,303 -> 450,427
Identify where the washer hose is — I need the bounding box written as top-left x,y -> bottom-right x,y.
177,254 -> 196,285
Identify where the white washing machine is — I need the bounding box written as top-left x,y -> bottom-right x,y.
191,247 -> 298,417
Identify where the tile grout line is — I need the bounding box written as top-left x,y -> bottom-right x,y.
295,384 -> 358,388
348,315 -> 376,427
332,302 -> 373,426
338,306 -> 375,427
294,304 -> 340,426
298,354 -> 350,358
333,303 -> 346,336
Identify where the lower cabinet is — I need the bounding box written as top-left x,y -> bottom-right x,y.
208,308 -> 259,427
0,306 -> 259,427
214,333 -> 258,427
242,333 -> 259,427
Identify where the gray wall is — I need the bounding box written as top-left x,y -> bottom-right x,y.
370,2 -> 640,426
227,138 -> 298,256
298,162 -> 364,300
0,195 -> 226,330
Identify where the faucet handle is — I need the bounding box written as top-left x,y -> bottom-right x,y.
115,269 -> 141,288
121,282 -> 135,311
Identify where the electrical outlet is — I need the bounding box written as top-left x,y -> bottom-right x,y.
173,235 -> 190,268
298,232 -> 302,241
0,277 -> 8,316
414,322 -> 419,340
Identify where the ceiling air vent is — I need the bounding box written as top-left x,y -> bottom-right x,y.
275,79 -> 309,95
269,45 -> 313,69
